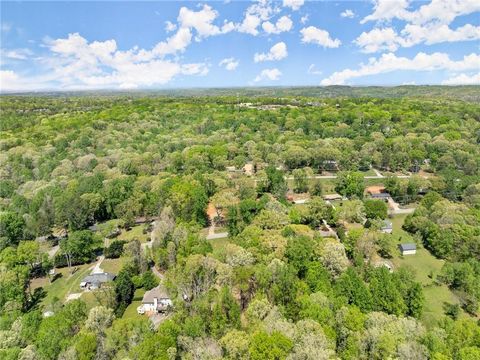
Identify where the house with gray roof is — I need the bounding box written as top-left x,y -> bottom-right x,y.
80,272 -> 116,290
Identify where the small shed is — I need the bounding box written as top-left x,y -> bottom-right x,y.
380,220 -> 393,234
399,243 -> 417,256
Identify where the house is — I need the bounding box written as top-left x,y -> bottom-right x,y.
380,220 -> 393,234
80,272 -> 116,290
399,243 -> 417,256
137,285 -> 172,315
366,185 -> 391,202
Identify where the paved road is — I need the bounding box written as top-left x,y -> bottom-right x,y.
265,172 -> 415,182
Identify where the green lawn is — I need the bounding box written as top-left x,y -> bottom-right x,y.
122,288 -> 146,320
102,257 -> 128,274
40,263 -> 92,307
209,237 -> 231,251
389,214 -> 465,326
117,224 -> 150,243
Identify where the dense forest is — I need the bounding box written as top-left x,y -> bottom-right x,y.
0,87 -> 479,360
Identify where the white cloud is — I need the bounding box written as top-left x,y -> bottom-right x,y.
1,48 -> 33,60
321,52 -> 480,85
152,27 -> 193,56
254,42 -> 288,62
361,0 -> 410,24
177,4 -> 234,40
237,0 -> 278,36
308,64 -> 322,75
219,57 -> 239,71
341,9 -> 355,18
262,15 -> 292,34
355,28 -> 401,53
442,72 -> 480,85
165,21 -> 177,33
300,26 -> 341,48
300,15 -> 309,25
362,0 -> 480,25
237,14 -> 262,35
0,32 -> 210,91
254,68 -> 282,82
355,23 -> 480,53
283,0 -> 304,11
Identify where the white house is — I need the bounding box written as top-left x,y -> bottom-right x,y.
399,243 -> 417,256
137,285 -> 172,315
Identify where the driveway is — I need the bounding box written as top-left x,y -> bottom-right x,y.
90,255 -> 104,274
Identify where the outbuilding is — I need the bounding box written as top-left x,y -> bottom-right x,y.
380,220 -> 393,234
399,243 -> 417,256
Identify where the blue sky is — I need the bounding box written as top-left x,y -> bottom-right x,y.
1,0 -> 479,91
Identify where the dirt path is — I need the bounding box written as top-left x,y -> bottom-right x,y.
372,168 -> 383,177
206,232 -> 229,240
151,266 -> 164,280
47,245 -> 59,259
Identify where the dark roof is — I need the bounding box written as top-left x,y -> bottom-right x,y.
371,193 -> 391,199
399,243 -> 416,251
81,272 -> 116,284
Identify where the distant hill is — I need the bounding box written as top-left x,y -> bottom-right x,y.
3,85 -> 479,102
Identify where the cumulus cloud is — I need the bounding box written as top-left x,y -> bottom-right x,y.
219,57 -> 239,71
283,0 -> 304,11
254,68 -> 282,82
262,15 -> 292,34
361,0 -> 480,25
165,21 -> 177,33
237,0 -> 276,36
320,52 -> 480,85
340,9 -> 355,18
442,72 -> 480,85
177,4 -> 234,40
355,23 -> 480,53
0,32 -> 210,91
254,42 -> 288,62
300,26 -> 341,48
300,15 -> 309,24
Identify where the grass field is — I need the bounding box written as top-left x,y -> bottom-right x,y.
209,236 -> 231,251
122,288 -> 146,319
102,257 -> 128,274
389,214 -> 465,326
117,224 -> 150,243
39,263 -> 92,307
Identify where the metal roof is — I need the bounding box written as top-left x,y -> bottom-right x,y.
399,243 -> 416,251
